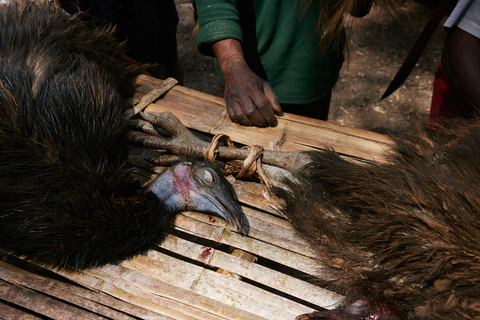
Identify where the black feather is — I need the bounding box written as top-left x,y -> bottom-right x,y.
0,0 -> 166,270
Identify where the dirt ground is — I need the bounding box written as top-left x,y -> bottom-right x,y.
174,1 -> 447,136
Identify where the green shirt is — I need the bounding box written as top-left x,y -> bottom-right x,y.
196,0 -> 343,104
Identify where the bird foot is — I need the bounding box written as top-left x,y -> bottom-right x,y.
128,111 -> 210,159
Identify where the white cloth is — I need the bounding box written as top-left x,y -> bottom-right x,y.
444,0 -> 480,38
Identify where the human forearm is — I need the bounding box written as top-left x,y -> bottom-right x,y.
211,39 -> 244,66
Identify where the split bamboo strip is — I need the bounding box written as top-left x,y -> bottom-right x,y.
119,250 -> 316,320
0,262 -> 137,320
110,280 -> 231,320
85,280 -> 192,320
134,77 -> 178,114
216,249 -> 256,279
134,74 -> 392,163
179,209 -> 317,258
191,272 -> 314,320
170,215 -> 321,275
228,178 -> 280,216
83,262 -> 269,320
57,268 -> 209,320
0,300 -> 43,320
120,252 -> 206,290
53,270 -> 176,320
158,234 -> 344,310
0,278 -> 106,320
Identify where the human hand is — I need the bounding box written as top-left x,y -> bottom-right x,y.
220,54 -> 282,127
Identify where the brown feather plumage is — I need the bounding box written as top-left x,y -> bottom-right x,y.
274,120 -> 480,319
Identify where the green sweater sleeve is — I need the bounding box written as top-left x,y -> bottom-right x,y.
196,0 -> 243,57
195,0 -> 343,105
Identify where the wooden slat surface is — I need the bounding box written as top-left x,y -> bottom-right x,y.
0,261 -> 168,320
136,75 -> 393,163
0,76 -> 395,319
0,300 -> 44,320
170,214 -> 319,275
158,234 -> 342,309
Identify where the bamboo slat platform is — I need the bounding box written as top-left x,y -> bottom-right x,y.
0,75 -> 393,319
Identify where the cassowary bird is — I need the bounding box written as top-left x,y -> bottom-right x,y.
0,0 -> 242,271
128,109 -> 480,320
129,106 -> 480,320
271,120 -> 480,319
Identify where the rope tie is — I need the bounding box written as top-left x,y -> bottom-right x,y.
204,134 -> 272,189
203,134 -> 235,161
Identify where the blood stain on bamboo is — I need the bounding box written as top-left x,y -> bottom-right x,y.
198,247 -> 213,262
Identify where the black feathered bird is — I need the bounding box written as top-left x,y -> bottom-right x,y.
273,121 -> 480,319
0,0 -> 242,271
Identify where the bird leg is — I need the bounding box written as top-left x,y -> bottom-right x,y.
128,111 -> 314,173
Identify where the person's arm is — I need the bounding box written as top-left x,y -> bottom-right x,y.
195,0 -> 281,127
442,27 -> 480,115
212,39 -> 282,127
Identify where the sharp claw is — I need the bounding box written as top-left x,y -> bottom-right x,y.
150,154 -> 182,166
139,111 -> 184,136
127,131 -> 172,150
129,119 -> 162,137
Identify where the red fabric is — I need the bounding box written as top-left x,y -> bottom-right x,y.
429,63 -> 464,125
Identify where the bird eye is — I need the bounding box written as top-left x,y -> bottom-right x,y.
203,169 -> 214,184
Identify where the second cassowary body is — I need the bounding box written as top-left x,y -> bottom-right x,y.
275,122 -> 480,319
0,0 -> 242,271
127,89 -> 480,319
132,105 -> 480,318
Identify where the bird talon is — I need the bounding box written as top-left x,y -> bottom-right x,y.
129,119 -> 162,137
149,154 -> 182,166
139,111 -> 185,136
136,111 -> 210,159
127,131 -> 172,150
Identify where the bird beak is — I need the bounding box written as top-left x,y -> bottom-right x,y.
192,172 -> 244,232
148,160 -> 244,233
190,161 -> 244,233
